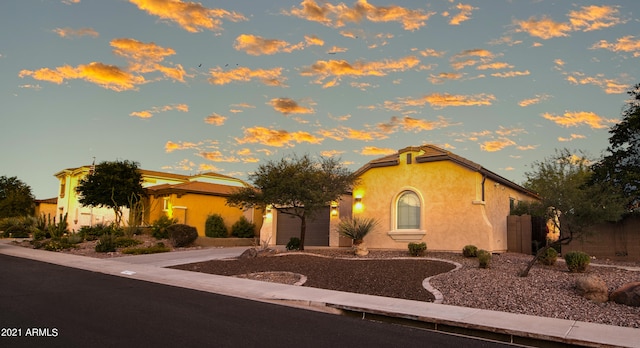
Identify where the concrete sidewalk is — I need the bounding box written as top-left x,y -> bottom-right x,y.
1,240 -> 638,348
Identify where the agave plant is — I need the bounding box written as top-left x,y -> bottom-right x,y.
337,217 -> 378,244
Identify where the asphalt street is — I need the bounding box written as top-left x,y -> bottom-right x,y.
0,254 -> 520,348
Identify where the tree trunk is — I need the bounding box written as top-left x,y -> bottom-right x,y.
518,239 -> 566,277
299,215 -> 306,251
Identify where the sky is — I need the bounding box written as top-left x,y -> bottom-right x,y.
2,0 -> 639,199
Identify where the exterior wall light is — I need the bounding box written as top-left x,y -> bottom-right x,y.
354,197 -> 363,211
265,205 -> 273,219
330,202 -> 339,216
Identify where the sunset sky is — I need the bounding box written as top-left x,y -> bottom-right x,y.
2,0 -> 639,199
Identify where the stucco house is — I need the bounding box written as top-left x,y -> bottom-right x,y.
261,145 -> 540,253
54,166 -> 260,235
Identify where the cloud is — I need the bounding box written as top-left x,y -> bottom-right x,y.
417,48 -> 446,57
559,134 -> 586,142
449,48 -> 495,70
542,111 -> 617,129
359,146 -> 396,156
19,62 -> 145,91
208,66 -> 286,87
428,72 -> 463,84
234,34 -> 303,55
269,98 -> 315,115
111,38 -> 186,82
300,56 -> 420,87
130,103 -> 189,118
204,113 -> 227,125
198,151 -> 239,162
284,0 -> 435,31
513,5 -> 623,40
320,150 -> 345,157
52,27 -> 99,38
445,3 -> 477,25
382,116 -> 454,133
480,138 -> 516,152
165,140 -> 201,153
565,72 -> 629,94
518,94 -> 551,107
129,0 -> 246,33
490,70 -> 530,78
476,62 -> 513,70
384,92 -> 496,111
236,126 -> 323,147
591,35 -> 640,57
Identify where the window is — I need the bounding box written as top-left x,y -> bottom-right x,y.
397,191 -> 420,229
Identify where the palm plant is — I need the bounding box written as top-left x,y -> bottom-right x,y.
337,217 -> 378,244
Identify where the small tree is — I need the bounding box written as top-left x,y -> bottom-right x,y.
227,154 -> 357,250
76,160 -> 144,226
205,214 -> 227,238
518,149 -> 626,276
0,176 -> 35,218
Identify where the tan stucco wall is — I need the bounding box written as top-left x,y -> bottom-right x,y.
351,151 -> 537,252
146,193 -> 262,237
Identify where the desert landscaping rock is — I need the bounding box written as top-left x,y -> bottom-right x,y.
610,281 -> 640,307
575,274 -> 609,303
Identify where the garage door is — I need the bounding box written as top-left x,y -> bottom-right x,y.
275,207 -> 330,246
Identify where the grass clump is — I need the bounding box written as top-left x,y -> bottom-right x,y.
408,242 -> 427,256
122,242 -> 170,255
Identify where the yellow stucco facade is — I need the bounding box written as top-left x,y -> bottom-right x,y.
341,146 -> 539,252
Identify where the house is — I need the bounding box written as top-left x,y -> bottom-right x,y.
34,197 -> 58,219
261,145 -> 540,252
54,166 -> 260,235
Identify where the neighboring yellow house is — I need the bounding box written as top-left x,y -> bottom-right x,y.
53,166 -> 260,235
144,181 -> 263,237
34,197 -> 58,219
340,145 -> 540,252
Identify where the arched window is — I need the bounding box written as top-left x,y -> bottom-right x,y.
397,191 -> 420,229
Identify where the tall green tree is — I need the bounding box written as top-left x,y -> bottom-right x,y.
76,160 -> 144,226
592,83 -> 640,210
518,149 -> 626,276
0,176 -> 35,218
227,154 -> 357,250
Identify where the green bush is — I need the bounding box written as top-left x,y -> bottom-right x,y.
564,251 -> 590,273
122,242 -> 170,255
477,249 -> 491,268
95,234 -> 117,253
205,214 -> 228,238
539,247 -> 558,266
462,245 -> 478,257
4,225 -> 30,238
33,228 -> 50,241
286,237 -> 301,251
168,224 -> 198,247
408,242 -> 427,256
151,216 -> 178,239
80,223 -> 116,241
336,217 -> 378,243
42,239 -> 75,252
114,237 -> 142,248
231,216 -> 256,238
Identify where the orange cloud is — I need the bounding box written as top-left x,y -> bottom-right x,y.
284,0 -> 435,31
565,72 -> 629,94
385,93 -> 495,111
359,146 -> 396,156
385,116 -> 454,132
480,138 -> 516,152
301,56 -> 420,87
165,141 -> 201,153
513,16 -> 572,39
542,111 -> 617,129
476,62 -> 513,70
320,150 -> 345,157
428,72 -> 464,84
198,151 -> 239,162
568,5 -> 623,32
446,3 -> 477,25
591,35 -> 640,57
417,48 -> 446,57
269,98 -> 315,115
236,127 -> 323,147
234,34 -> 301,55
19,62 -> 145,91
53,27 -> 99,38
204,113 -> 227,126
305,35 -> 324,46
491,70 -> 530,78
111,38 -> 186,82
518,94 -> 551,107
208,66 -> 286,87
130,103 -> 189,118
129,0 -> 246,33
559,134 -> 586,142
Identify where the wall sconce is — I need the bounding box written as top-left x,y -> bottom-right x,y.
330,202 -> 338,216
265,205 -> 273,219
354,197 -> 363,210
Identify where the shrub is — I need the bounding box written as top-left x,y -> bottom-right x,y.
231,216 -> 256,238
408,242 -> 427,256
42,239 -> 75,252
4,225 -> 30,238
168,224 -> 198,247
539,247 -> 558,266
336,217 -> 378,244
286,237 -> 301,251
114,237 -> 142,248
477,249 -> 491,268
95,234 -> 117,253
462,245 -> 478,257
564,251 -> 590,273
80,223 -> 115,241
122,242 -> 170,255
205,214 -> 228,238
151,216 -> 178,239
